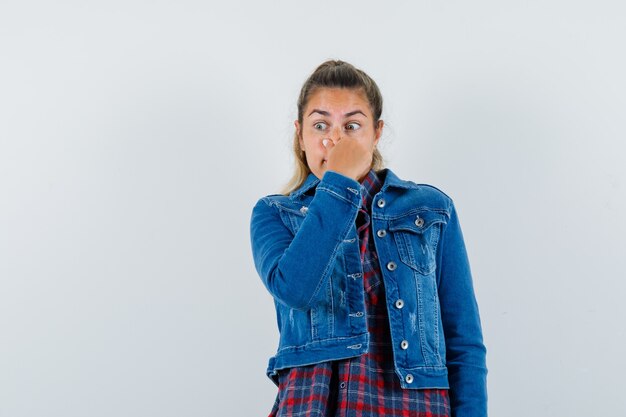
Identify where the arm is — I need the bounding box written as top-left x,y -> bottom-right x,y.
249,170 -> 361,311
436,200 -> 488,417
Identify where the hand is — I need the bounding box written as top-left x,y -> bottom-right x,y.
322,137 -> 374,182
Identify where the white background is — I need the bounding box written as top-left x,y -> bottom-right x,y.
1,1 -> 625,416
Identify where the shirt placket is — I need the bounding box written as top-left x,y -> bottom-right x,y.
335,193 -> 372,417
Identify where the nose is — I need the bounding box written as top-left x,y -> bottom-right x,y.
329,126 -> 342,144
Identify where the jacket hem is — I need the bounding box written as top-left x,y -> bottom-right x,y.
265,333 -> 369,386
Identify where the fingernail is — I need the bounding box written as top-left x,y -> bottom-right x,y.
322,139 -> 329,147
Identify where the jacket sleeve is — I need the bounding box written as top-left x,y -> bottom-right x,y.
436,199 -> 488,417
249,170 -> 362,311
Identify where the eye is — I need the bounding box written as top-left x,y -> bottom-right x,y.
345,122 -> 361,131
313,122 -> 327,130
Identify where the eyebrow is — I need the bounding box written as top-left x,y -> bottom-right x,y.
307,109 -> 368,118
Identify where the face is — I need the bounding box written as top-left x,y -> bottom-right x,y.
295,87 -> 383,180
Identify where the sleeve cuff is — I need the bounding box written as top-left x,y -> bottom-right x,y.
316,170 -> 362,207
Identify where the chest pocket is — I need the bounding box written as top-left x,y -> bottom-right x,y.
388,211 -> 448,275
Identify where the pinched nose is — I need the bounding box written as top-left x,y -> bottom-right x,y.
329,125 -> 343,141
322,137 -> 342,148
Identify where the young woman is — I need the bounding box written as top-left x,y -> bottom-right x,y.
250,60 -> 487,417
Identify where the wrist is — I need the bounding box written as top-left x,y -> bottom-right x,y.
324,166 -> 359,182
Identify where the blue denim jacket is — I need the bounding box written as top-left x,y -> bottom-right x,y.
250,168 -> 487,417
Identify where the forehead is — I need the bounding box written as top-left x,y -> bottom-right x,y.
305,88 -> 371,115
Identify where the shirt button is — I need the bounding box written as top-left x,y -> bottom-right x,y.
376,229 -> 387,238
340,381 -> 346,389
415,216 -> 424,227
377,199 -> 386,208
401,340 -> 409,349
405,374 -> 414,384
386,261 -> 397,271
395,299 -> 404,309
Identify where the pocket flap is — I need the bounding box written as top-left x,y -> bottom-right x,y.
388,211 -> 447,234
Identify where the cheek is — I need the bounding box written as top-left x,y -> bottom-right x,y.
302,136 -> 324,151
356,129 -> 376,142
303,128 -> 322,139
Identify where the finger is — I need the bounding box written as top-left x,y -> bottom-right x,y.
322,139 -> 334,148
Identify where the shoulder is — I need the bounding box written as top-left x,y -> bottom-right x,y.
407,180 -> 453,200
252,193 -> 307,216
384,169 -> 455,212
255,193 -> 289,206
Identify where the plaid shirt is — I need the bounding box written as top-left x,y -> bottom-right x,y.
267,169 -> 451,417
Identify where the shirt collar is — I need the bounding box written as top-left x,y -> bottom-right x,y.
358,168 -> 383,210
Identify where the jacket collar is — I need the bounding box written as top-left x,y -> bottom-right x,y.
289,168 -> 418,200
289,172 -> 320,199
379,168 -> 418,192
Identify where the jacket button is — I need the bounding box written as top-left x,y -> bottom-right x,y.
376,229 -> 387,238
386,261 -> 397,271
395,299 -> 404,309
377,199 -> 386,208
415,216 -> 424,227
405,374 -> 414,384
401,340 -> 409,349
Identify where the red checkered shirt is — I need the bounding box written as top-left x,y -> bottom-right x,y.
267,169 -> 451,417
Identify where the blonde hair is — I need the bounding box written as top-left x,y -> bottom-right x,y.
279,60 -> 385,196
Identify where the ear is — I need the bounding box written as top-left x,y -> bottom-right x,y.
374,119 -> 384,147
295,120 -> 304,150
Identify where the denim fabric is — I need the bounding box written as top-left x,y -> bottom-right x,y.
250,168 -> 487,417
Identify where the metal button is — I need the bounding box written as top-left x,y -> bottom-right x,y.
395,299 -> 404,309
377,199 -> 386,208
405,374 -> 414,384
355,311 -> 364,317
401,340 -> 409,349
387,261 -> 397,271
340,381 -> 346,389
415,217 -> 424,227
377,229 -> 387,238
